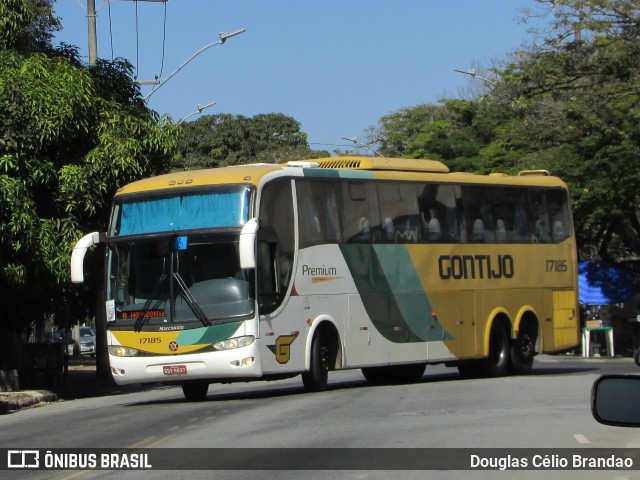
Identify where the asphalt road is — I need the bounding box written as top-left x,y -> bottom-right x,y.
1,354 -> 639,480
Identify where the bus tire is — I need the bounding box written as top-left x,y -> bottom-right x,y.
362,363 -> 426,385
508,326 -> 536,375
302,332 -> 329,392
480,322 -> 510,377
182,382 -> 209,402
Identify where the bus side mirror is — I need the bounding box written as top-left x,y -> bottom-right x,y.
70,232 -> 105,283
592,375 -> 640,427
239,218 -> 258,269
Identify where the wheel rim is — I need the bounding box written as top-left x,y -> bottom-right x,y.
518,332 -> 534,361
319,344 -> 329,381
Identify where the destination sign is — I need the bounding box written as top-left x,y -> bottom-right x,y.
117,309 -> 166,320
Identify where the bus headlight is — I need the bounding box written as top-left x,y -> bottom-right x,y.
212,335 -> 255,351
109,346 -> 139,357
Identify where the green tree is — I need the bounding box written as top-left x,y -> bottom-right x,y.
0,0 -> 178,369
491,0 -> 640,258
373,0 -> 640,260
0,0 -> 60,53
375,99 -> 498,172
174,112 -> 329,170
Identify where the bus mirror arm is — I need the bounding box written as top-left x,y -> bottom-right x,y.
239,218 -> 259,269
70,231 -> 106,284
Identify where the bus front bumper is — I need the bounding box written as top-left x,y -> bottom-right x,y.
108,343 -> 263,385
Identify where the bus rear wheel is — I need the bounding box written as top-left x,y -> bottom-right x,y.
302,332 -> 329,392
182,382 -> 209,402
461,322 -> 510,378
482,322 -> 510,377
508,326 -> 536,375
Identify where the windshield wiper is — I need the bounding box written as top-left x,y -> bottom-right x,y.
173,272 -> 211,327
134,273 -> 167,332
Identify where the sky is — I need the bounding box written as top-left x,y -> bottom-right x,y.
53,1 -> 547,152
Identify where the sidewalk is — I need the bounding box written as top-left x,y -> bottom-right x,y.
0,358 -> 161,414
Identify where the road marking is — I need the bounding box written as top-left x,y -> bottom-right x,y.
127,436 -> 157,448
144,434 -> 175,448
55,436 -> 165,480
574,434 -> 590,444
59,471 -> 91,480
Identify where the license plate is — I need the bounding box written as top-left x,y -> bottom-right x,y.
163,365 -> 187,375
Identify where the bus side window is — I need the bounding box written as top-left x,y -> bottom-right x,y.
546,189 -> 571,243
296,180 -> 340,246
462,186 -> 494,243
257,229 -> 280,313
258,180 -> 295,314
435,184 -> 461,243
528,190 -> 551,243
378,183 -> 419,243
341,182 -> 371,243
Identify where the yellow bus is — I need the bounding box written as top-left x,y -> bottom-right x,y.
71,156 -> 579,401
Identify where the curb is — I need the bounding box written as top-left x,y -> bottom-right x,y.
0,390 -> 59,414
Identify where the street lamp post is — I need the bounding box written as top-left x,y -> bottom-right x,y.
143,29 -> 246,102
454,68 -> 497,86
177,101 -> 217,125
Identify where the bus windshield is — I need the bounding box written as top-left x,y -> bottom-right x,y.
106,186 -> 255,328
107,234 -> 254,328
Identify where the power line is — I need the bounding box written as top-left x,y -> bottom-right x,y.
135,1 -> 140,78
107,0 -> 114,60
158,0 -> 168,78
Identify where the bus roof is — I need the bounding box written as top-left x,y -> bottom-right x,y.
114,164 -> 283,196
114,156 -> 567,196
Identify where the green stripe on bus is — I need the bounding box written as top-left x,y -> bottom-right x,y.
176,321 -> 243,346
302,169 -> 374,179
339,244 -> 454,343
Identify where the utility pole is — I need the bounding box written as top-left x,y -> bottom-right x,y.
88,0 -> 98,66
85,0 -> 168,67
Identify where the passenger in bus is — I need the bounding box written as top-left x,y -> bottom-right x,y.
514,198 -> 529,242
384,217 -> 394,241
421,208 -> 441,241
436,184 -> 462,241
552,220 -> 564,243
471,219 -> 485,243
496,219 -> 507,243
533,218 -> 551,243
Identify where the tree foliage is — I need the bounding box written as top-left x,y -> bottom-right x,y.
0,0 -> 178,366
174,112 -> 329,170
374,0 -> 640,260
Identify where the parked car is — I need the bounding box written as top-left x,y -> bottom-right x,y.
78,326 -> 96,357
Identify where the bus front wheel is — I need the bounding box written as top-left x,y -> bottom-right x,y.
182,382 -> 209,402
302,332 -> 329,392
